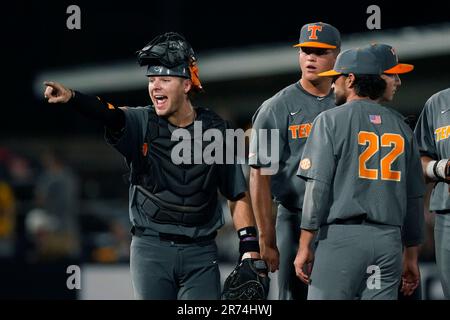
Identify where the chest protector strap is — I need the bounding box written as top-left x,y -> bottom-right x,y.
130,107 -> 225,227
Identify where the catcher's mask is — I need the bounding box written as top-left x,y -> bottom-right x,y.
136,32 -> 203,91
222,259 -> 270,300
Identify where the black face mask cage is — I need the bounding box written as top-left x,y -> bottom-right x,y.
136,32 -> 197,68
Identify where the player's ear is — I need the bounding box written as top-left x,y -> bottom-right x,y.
183,79 -> 192,94
347,73 -> 356,88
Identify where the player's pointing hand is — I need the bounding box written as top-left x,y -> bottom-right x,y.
44,81 -> 73,104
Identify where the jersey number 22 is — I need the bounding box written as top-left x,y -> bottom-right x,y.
358,131 -> 405,182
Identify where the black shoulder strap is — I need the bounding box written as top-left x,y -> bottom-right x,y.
129,106 -> 160,184
146,106 -> 160,143
197,107 -> 227,132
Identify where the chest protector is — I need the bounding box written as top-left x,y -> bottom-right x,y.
131,107 -> 227,227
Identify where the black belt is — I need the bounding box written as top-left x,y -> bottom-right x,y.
280,203 -> 301,213
435,210 -> 450,215
159,231 -> 217,244
131,226 -> 217,243
333,215 -> 386,226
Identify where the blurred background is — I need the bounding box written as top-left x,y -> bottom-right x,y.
1,0 -> 449,299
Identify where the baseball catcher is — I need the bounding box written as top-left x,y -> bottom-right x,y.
43,32 -> 262,300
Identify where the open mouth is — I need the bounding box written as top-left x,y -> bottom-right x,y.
154,95 -> 168,107
306,65 -> 317,72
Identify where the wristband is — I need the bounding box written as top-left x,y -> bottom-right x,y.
237,227 -> 260,256
237,226 -> 258,240
428,159 -> 448,180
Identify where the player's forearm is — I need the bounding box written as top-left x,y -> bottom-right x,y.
249,168 -> 276,245
301,179 -> 330,230
68,91 -> 125,131
299,229 -> 316,250
403,196 -> 425,247
421,156 -> 435,183
230,193 -> 261,259
403,245 -> 419,262
229,192 -> 256,230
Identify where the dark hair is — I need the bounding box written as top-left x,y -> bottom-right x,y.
351,74 -> 386,100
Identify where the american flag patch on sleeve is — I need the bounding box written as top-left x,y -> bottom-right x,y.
369,115 -> 382,124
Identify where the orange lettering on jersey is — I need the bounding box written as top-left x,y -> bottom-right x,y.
289,123 -> 312,139
298,123 -> 312,138
358,131 -> 379,180
305,123 -> 312,137
435,126 -> 450,142
381,134 -> 404,181
307,25 -> 323,40
289,125 -> 299,139
446,126 -> 450,140
358,131 -> 405,182
441,127 -> 447,141
435,128 -> 442,142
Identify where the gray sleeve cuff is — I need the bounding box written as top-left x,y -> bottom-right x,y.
301,179 -> 331,230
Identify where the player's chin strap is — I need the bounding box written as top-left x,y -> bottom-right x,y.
426,159 -> 450,182
237,226 -> 260,261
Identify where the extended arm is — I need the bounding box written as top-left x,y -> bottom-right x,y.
44,81 -> 125,132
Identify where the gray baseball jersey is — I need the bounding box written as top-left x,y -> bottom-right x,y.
414,88 -> 450,211
298,99 -> 425,230
105,106 -> 247,238
249,82 -> 335,210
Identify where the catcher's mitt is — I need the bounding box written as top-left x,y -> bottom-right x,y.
222,258 -> 270,300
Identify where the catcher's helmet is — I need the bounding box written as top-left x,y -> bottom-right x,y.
136,32 -> 196,78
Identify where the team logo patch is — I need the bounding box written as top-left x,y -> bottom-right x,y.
300,158 -> 311,170
307,25 -> 322,40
